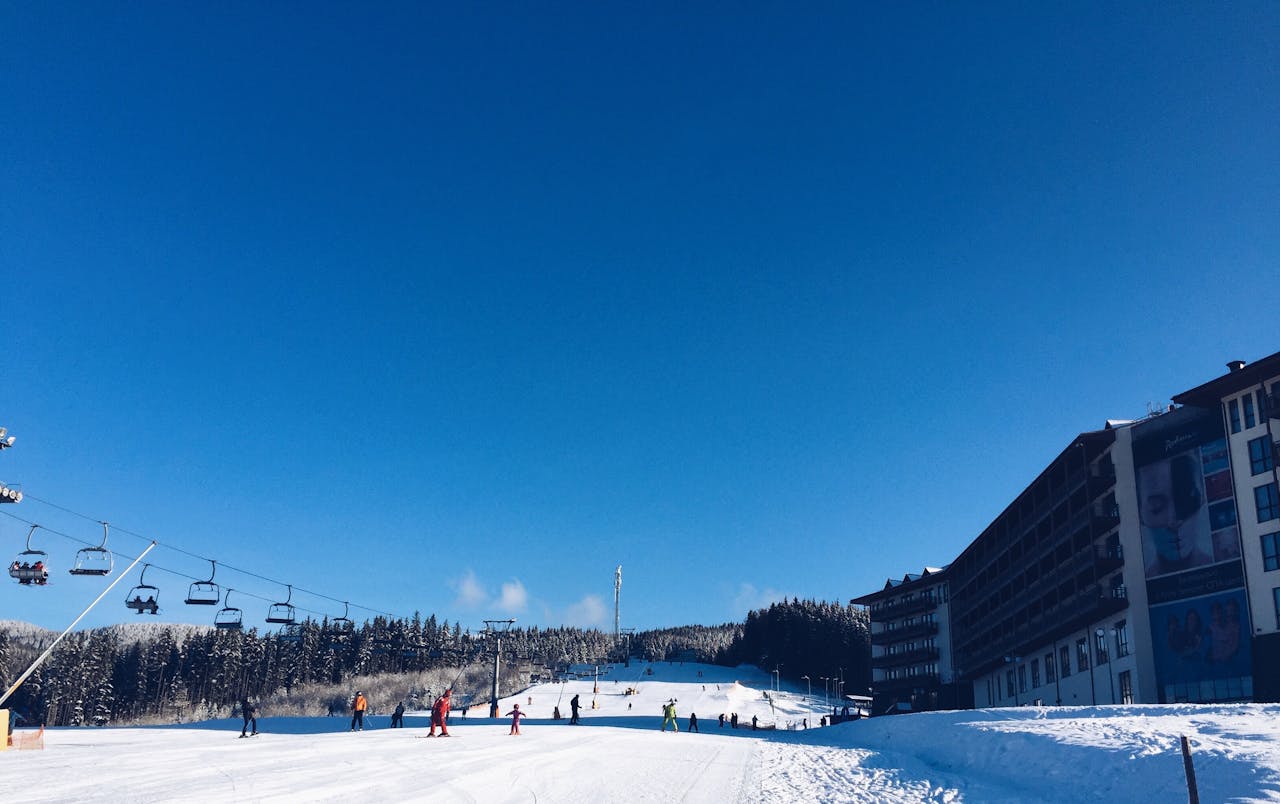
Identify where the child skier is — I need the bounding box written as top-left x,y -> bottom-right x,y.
506,703 -> 525,735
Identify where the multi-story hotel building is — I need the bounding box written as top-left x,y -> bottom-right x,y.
856,350 -> 1279,710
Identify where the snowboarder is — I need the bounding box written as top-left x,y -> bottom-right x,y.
391,701 -> 405,728
569,694 -> 581,725
350,690 -> 367,731
661,700 -> 678,732
240,697 -> 258,737
688,712 -> 699,733
428,689 -> 451,736
506,703 -> 525,735
718,713 -> 725,728
752,714 -> 758,731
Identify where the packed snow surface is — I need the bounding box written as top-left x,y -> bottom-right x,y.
5,660 -> 1279,802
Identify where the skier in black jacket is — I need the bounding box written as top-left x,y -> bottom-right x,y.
569,694 -> 581,724
240,697 -> 258,737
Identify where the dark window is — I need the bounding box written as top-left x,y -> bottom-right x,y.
1115,621 -> 1130,657
1244,393 -> 1257,429
1257,483 -> 1280,523
1045,652 -> 1056,683
1095,630 -> 1109,664
1250,437 -> 1274,475
1077,638 -> 1090,671
1018,664 -> 1027,693
1031,658 -> 1041,688
1006,670 -> 1015,698
1119,671 -> 1133,705
1060,645 -> 1072,677
1229,399 -> 1242,433
1263,532 -> 1280,572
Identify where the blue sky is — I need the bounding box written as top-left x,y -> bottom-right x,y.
3,3 -> 1278,634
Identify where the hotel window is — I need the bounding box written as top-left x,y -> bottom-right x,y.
1095,630 -> 1109,665
1264,532 -> 1280,572
1119,671 -> 1133,705
1044,652 -> 1056,682
1257,482 -> 1280,523
1060,645 -> 1071,677
1229,399 -> 1242,433
1076,638 -> 1090,671
1031,658 -> 1041,688
1006,670 -> 1015,698
1018,664 -> 1027,693
1244,393 -> 1257,429
1250,437 -> 1275,475
1115,621 -> 1130,657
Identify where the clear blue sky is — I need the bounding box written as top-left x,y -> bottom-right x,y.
3,3 -> 1278,634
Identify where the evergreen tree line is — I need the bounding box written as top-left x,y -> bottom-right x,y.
0,598 -> 868,726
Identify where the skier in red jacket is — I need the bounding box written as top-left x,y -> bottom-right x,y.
428,689 -> 452,737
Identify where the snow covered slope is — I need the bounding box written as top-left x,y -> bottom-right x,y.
5,660 -> 1279,802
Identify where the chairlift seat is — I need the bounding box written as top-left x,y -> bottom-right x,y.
265,603 -> 296,625
126,584 -> 160,615
185,581 -> 221,605
215,607 -> 243,630
69,546 -> 114,576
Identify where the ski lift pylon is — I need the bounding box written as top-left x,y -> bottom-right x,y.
125,564 -> 160,614
9,524 -> 50,586
185,559 -> 221,605
215,588 -> 243,630
69,521 -> 114,577
266,584 -> 297,625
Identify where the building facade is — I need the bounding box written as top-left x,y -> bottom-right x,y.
855,351 -> 1280,710
852,567 -> 970,714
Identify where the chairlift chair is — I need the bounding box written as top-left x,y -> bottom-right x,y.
265,584 -> 297,625
69,521 -> 114,577
8,525 -> 50,586
185,559 -> 221,605
327,602 -> 353,650
125,564 -> 160,614
215,588 -> 243,630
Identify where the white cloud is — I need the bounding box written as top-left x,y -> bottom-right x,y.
452,569 -> 488,609
564,594 -> 607,627
497,579 -> 528,612
732,582 -> 787,614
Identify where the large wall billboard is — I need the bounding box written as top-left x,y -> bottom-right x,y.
1132,407 -> 1253,702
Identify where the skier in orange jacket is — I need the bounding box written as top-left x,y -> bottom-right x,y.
428,689 -> 451,736
350,691 -> 368,731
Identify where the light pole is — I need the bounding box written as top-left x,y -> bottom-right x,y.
772,665 -> 781,692
1098,628 -> 1116,704
820,676 -> 831,708
483,618 -> 516,718
801,674 -> 811,699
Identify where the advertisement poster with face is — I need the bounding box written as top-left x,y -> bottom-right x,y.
1149,588 -> 1251,688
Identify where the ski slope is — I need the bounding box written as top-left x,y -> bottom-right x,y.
6,660 -> 1280,802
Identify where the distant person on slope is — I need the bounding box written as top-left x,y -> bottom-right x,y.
240,697 -> 258,737
428,689 -> 452,736
661,701 -> 678,732
569,694 -> 581,725
350,690 -> 367,731
391,701 -> 405,728
688,712 -> 699,732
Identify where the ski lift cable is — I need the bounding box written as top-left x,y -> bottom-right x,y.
20,493 -> 392,616
3,499 -> 397,621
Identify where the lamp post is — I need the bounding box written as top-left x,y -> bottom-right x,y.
1098,628 -> 1116,704
772,665 -> 781,692
801,674 -> 811,700
820,676 -> 830,708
